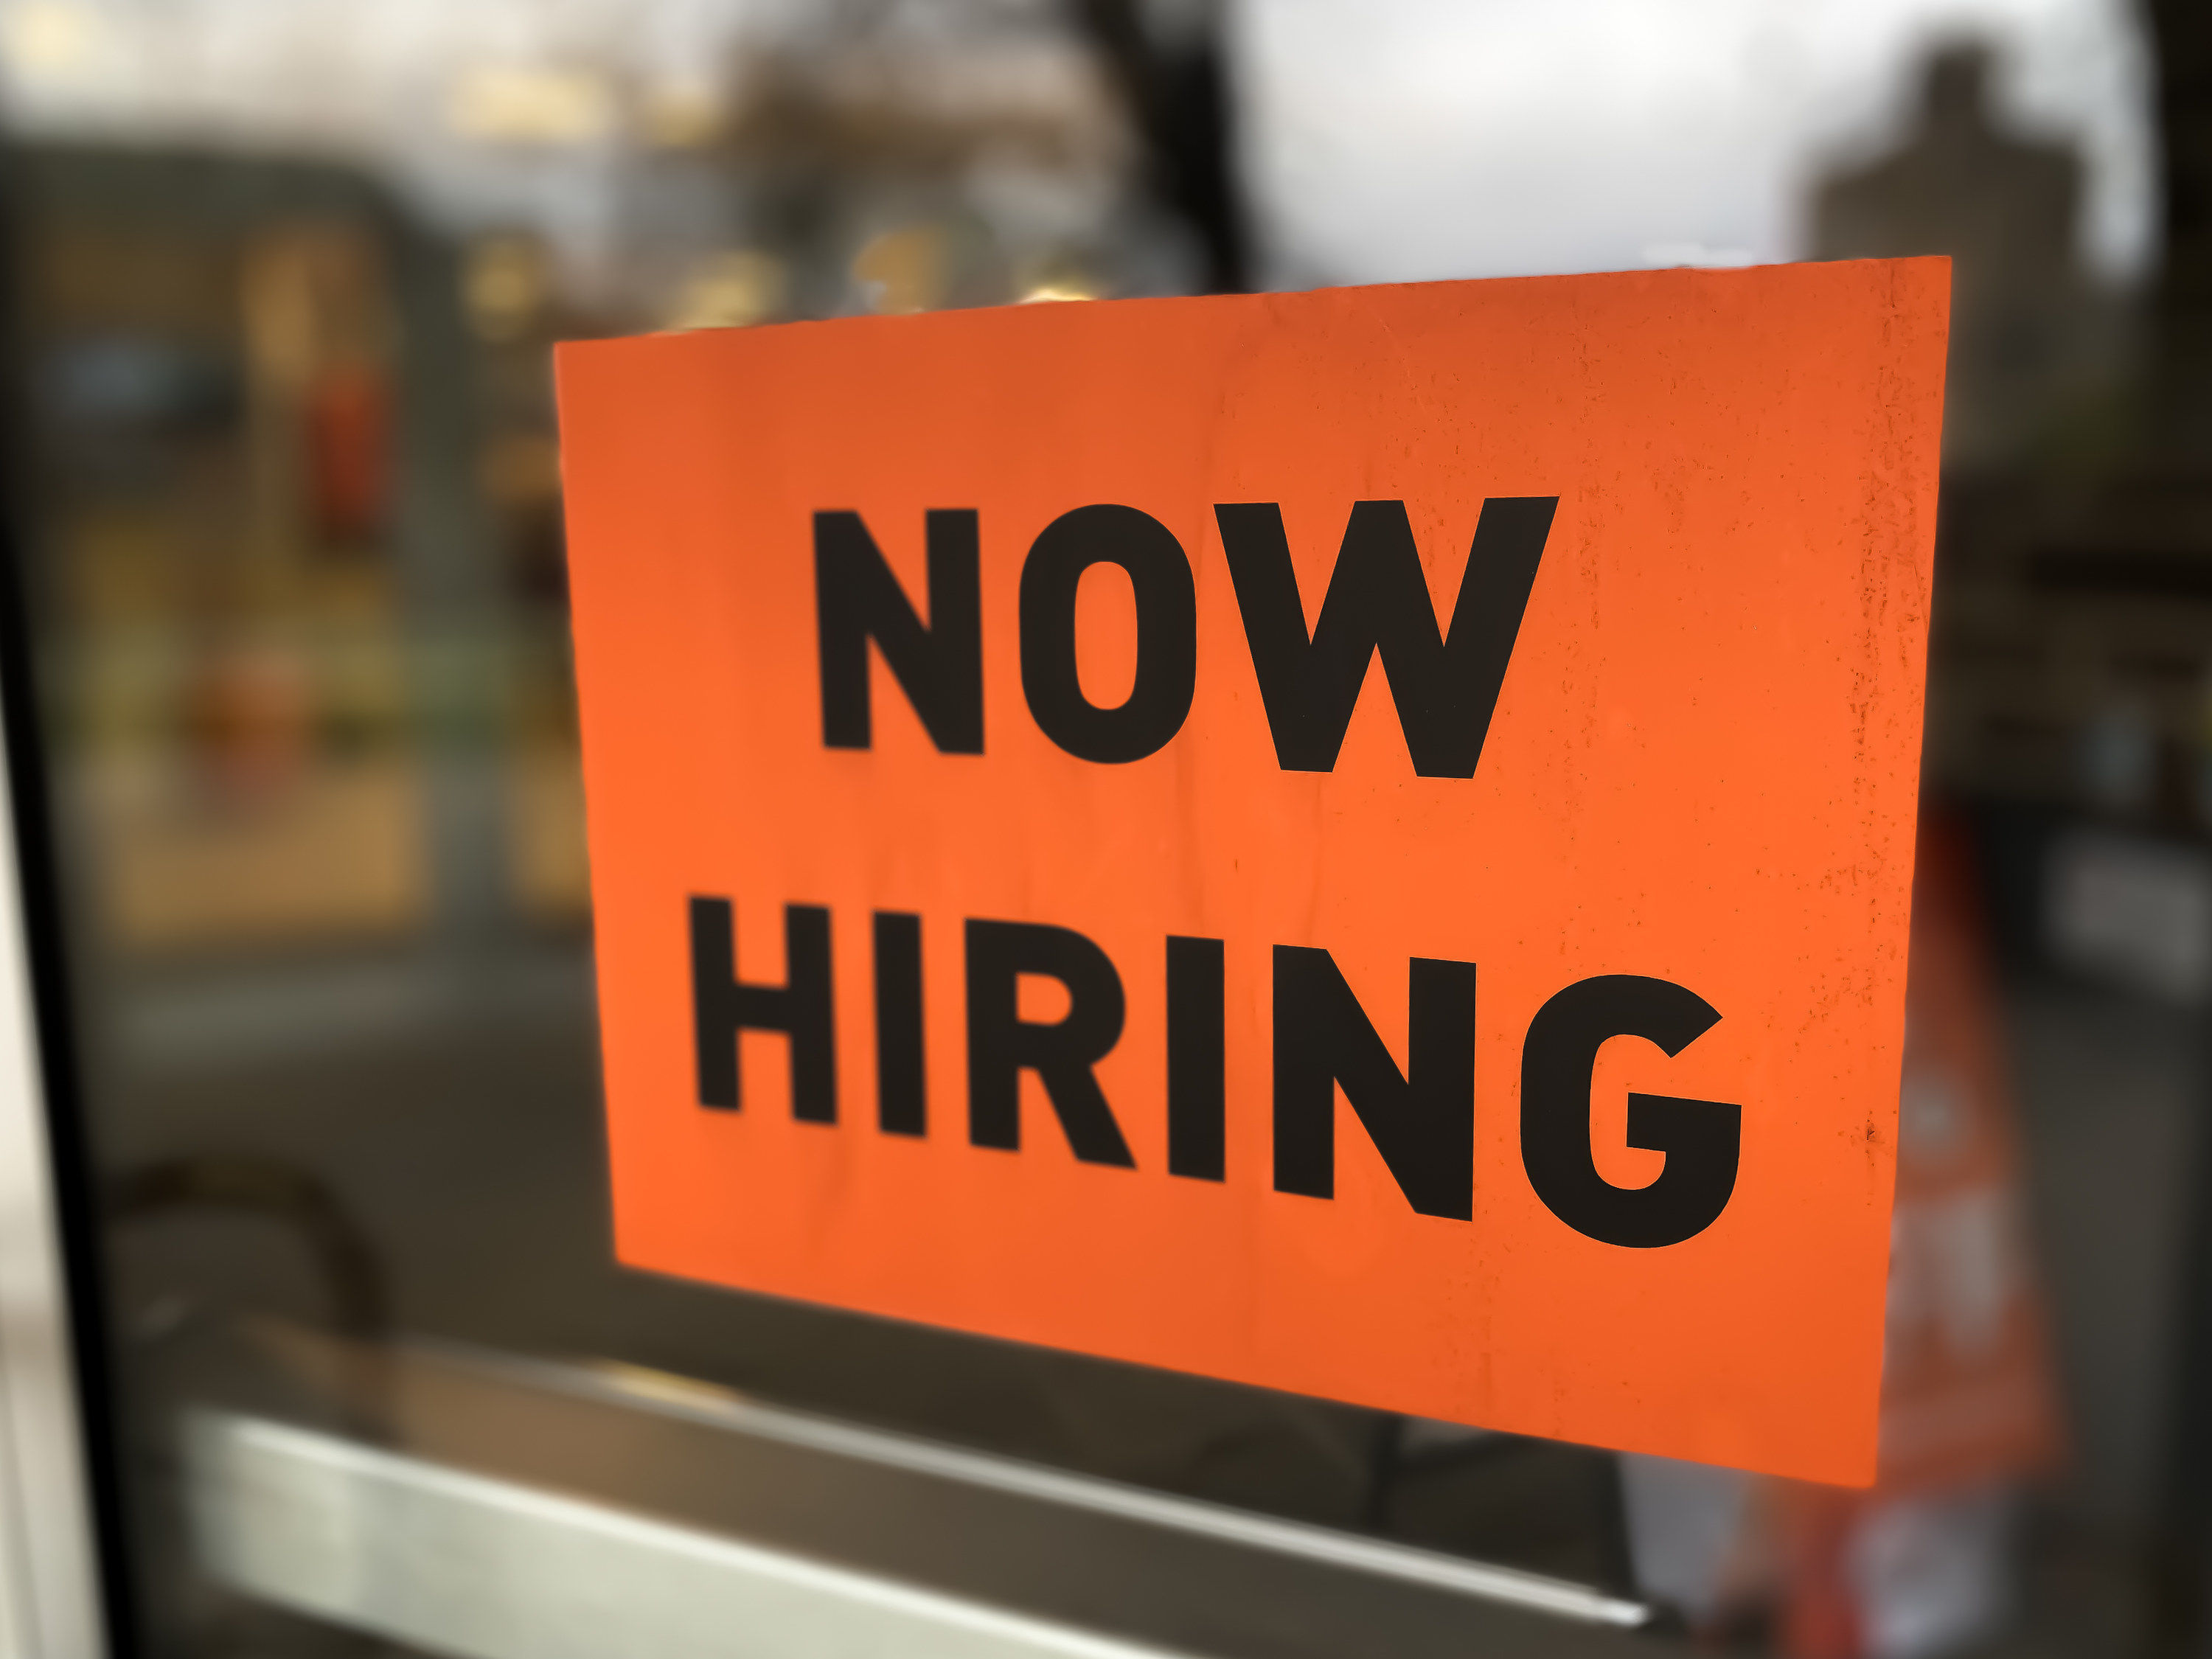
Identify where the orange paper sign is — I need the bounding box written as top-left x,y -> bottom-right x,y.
557,260 -> 1947,1484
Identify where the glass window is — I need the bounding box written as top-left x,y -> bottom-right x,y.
0,2 -> 2199,1655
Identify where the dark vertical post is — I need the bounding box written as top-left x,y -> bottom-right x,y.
874,911 -> 926,1136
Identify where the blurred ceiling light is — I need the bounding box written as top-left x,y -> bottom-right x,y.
1014,252 -> 1104,306
464,237 -> 552,343
641,84 -> 727,150
448,65 -> 614,146
3,0 -> 98,79
667,251 -> 785,332
852,227 -> 949,316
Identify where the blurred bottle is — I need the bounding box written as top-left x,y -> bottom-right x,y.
302,358 -> 389,548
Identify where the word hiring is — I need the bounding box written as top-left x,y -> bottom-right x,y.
692,900 -> 1743,1250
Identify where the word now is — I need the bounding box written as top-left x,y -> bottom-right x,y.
691,899 -> 1742,1248
816,498 -> 1557,775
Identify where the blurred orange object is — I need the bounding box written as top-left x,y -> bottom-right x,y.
1877,814 -> 2062,1492
1773,812 -> 2060,1655
182,644 -> 313,801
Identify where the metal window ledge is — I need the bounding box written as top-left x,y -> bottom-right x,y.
185,1322 -> 1654,1659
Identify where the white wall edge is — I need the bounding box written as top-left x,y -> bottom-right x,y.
0,668 -> 105,1659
